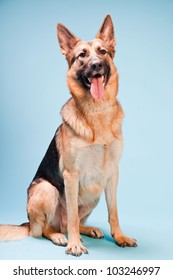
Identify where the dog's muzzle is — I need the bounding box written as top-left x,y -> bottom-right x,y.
78,58 -> 110,100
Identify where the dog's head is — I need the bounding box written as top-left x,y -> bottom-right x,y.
57,15 -> 118,102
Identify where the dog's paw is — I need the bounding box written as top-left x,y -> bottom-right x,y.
66,242 -> 88,257
115,235 -> 137,247
87,227 -> 104,238
52,233 -> 68,247
80,226 -> 104,239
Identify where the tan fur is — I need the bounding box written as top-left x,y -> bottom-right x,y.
79,225 -> 104,238
0,223 -> 29,241
0,15 -> 137,256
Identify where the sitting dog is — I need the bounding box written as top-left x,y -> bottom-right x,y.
0,15 -> 137,256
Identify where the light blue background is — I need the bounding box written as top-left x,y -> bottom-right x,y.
0,0 -> 173,260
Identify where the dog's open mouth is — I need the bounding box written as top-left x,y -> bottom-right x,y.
83,74 -> 106,100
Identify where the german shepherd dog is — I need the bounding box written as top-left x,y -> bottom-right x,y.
0,15 -> 137,256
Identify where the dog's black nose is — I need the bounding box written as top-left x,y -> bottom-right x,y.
90,61 -> 103,72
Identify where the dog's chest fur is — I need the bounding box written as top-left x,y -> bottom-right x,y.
58,99 -> 123,206
75,140 -> 122,205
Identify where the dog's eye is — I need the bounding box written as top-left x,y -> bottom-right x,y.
79,52 -> 86,58
100,49 -> 107,55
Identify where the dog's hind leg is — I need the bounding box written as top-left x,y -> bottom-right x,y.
79,225 -> 104,239
43,225 -> 67,246
79,204 -> 104,239
27,180 -> 67,246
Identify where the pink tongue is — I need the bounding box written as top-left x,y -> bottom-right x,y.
90,77 -> 104,100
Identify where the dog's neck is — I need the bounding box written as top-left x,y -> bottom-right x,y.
75,95 -> 116,113
61,94 -> 123,144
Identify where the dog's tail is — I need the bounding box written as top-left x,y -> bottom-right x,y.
0,222 -> 30,241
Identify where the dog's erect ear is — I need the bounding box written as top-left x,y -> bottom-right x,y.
57,23 -> 80,57
96,15 -> 116,57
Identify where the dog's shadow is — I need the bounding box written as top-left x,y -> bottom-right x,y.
103,231 -> 115,243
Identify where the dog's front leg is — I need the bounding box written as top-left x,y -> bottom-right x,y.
63,169 -> 88,256
105,168 -> 137,247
